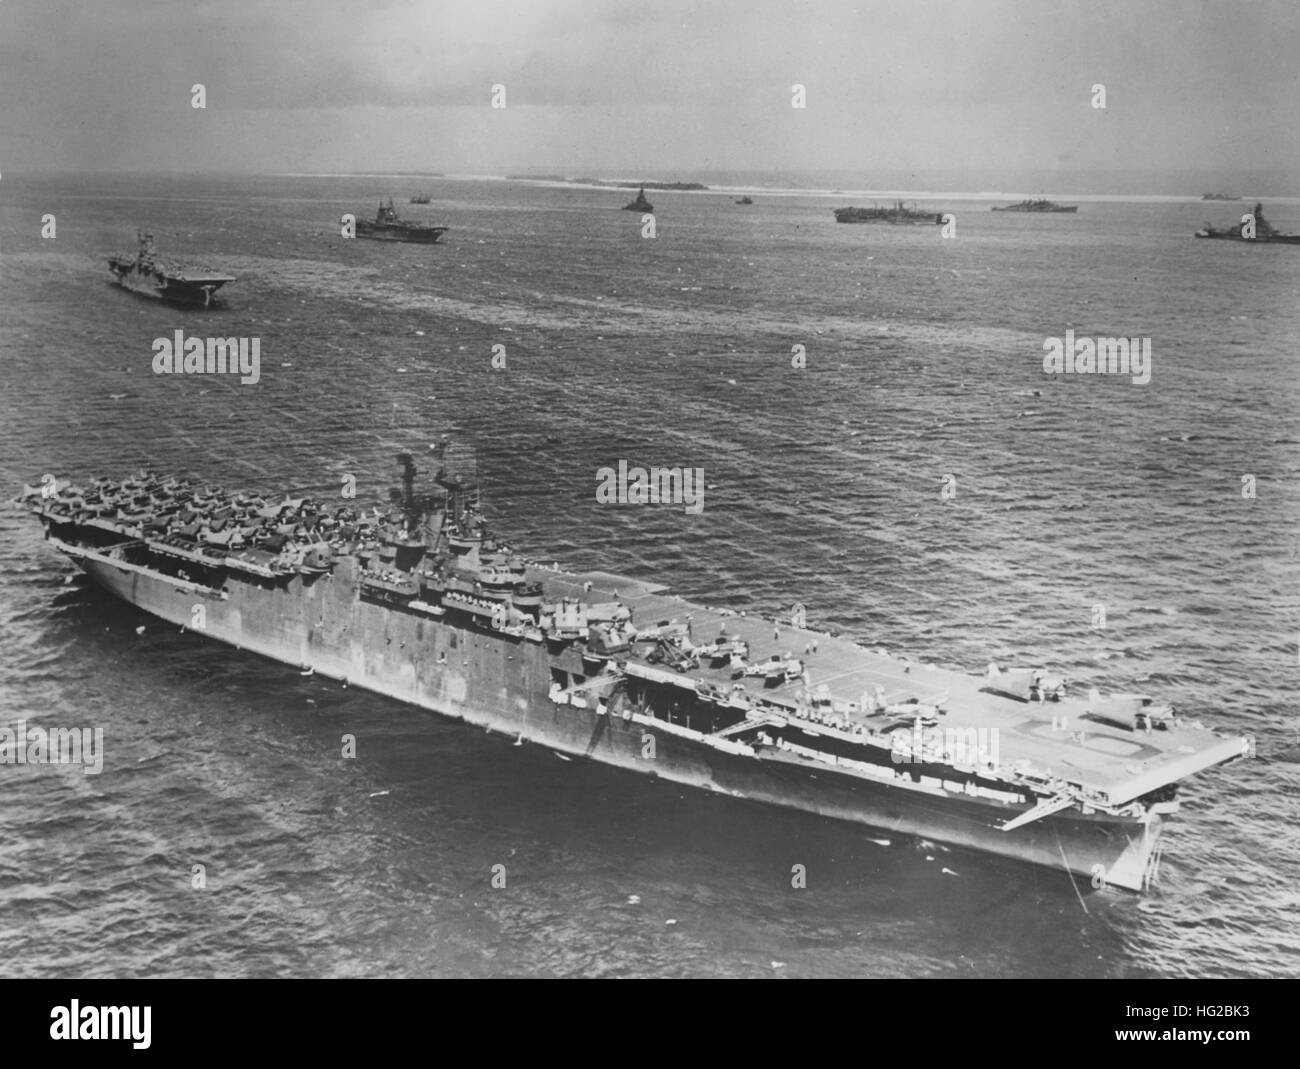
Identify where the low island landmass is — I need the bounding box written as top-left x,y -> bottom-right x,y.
509,174 -> 709,191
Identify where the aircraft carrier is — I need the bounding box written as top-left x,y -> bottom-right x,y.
107,231 -> 236,307
354,199 -> 449,244
16,451 -> 1248,892
833,202 -> 942,224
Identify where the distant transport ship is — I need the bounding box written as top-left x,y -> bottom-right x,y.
1195,202 -> 1300,244
833,202 -> 942,225
992,199 -> 1078,213
355,199 -> 449,244
17,449 -> 1249,892
107,232 -> 236,308
409,192 -> 431,204
1201,192 -> 1240,201
623,187 -> 654,213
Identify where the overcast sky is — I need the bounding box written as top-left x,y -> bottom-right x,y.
2,0 -> 1297,191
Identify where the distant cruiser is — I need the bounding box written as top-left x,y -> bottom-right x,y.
1195,202 -> 1300,244
992,199 -> 1078,213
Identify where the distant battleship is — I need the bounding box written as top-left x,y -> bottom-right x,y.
1201,193 -> 1240,201
992,199 -> 1078,213
409,193 -> 432,204
1195,202 -> 1300,244
107,232 -> 235,308
833,202 -> 941,225
355,200 -> 449,244
734,196 -> 754,205
17,449 -> 1248,891
623,187 -> 654,213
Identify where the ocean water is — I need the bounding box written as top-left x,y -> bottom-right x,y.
0,174 -> 1296,978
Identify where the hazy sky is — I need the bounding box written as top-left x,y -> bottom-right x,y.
2,0 -> 1297,190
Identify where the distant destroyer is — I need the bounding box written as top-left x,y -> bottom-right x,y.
623,187 -> 654,213
16,450 -> 1249,891
992,199 -> 1078,213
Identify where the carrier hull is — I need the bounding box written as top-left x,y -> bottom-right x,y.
354,223 -> 448,243
1193,231 -> 1300,244
107,263 -> 234,306
73,549 -> 1162,891
21,449 -> 1243,897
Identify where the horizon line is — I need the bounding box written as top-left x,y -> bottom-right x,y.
1,169 -> 1294,201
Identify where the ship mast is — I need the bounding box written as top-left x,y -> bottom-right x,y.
394,451 -> 443,548
397,452 -> 416,518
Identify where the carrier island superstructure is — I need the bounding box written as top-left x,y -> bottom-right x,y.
18,453 -> 1248,892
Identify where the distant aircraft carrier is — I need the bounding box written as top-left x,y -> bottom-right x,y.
355,199 -> 449,243
107,232 -> 236,307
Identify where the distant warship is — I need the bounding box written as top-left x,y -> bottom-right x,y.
1201,192 -> 1240,201
1195,203 -> 1300,244
735,195 -> 754,205
17,448 -> 1249,891
409,192 -> 432,204
623,188 -> 654,212
833,202 -> 941,225
992,199 -> 1078,213
355,199 -> 449,244
107,232 -> 235,307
